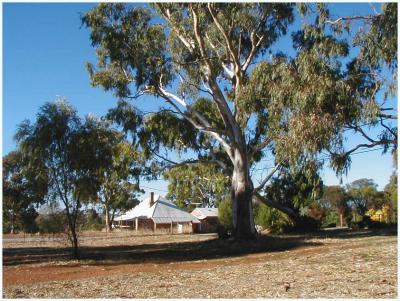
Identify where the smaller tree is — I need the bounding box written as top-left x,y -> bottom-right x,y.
3,151 -> 47,233
254,203 -> 291,233
258,162 -> 324,230
322,185 -> 350,227
76,116 -> 142,231
36,202 -> 66,234
15,100 -> 108,258
384,173 -> 397,223
346,179 -> 379,218
81,209 -> 104,231
217,197 -> 233,231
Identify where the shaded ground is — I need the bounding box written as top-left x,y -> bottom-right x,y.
3,228 -> 397,298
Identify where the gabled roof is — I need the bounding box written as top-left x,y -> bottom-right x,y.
114,194 -> 200,224
191,207 -> 218,220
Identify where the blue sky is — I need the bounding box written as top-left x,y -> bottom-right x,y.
2,3 -> 396,195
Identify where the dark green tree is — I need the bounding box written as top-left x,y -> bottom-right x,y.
77,116 -> 142,231
35,202 -> 66,234
384,173 -> 397,223
321,186 -> 350,227
256,162 -> 324,229
15,99 -> 112,258
83,3 -> 397,238
346,178 -> 379,217
3,150 -> 47,233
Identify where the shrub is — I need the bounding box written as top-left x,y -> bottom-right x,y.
217,198 -> 233,229
322,210 -> 339,228
36,212 -> 66,234
81,210 -> 103,231
254,203 -> 291,233
19,206 -> 39,233
217,198 -> 233,238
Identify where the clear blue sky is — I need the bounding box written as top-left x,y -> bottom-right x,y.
2,3 -> 396,195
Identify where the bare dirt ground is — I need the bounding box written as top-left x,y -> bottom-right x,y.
2,228 -> 397,298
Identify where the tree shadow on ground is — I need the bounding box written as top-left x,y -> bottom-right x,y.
3,228 -> 396,267
283,226 -> 397,240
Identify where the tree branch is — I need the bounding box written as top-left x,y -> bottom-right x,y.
253,162 -> 283,193
337,140 -> 394,158
207,3 -> 241,79
242,32 -> 265,73
156,87 -> 232,153
157,7 -> 195,53
161,157 -> 228,171
190,5 -> 239,146
248,137 -> 272,158
253,192 -> 298,220
345,124 -> 377,144
378,113 -> 398,119
325,14 -> 380,25
380,117 -> 397,138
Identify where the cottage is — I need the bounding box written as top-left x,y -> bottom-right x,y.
113,192 -> 200,234
191,207 -> 219,233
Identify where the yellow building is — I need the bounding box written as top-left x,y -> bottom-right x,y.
366,205 -> 390,223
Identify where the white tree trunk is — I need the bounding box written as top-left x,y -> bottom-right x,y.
104,204 -> 112,232
231,148 -> 255,239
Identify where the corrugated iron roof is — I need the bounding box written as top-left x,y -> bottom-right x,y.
114,194 -> 200,224
191,207 -> 218,219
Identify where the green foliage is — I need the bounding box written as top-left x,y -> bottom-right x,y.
14,99 -> 108,257
81,209 -> 103,231
165,163 -> 230,210
254,203 -> 291,233
354,3 -> 397,71
265,162 -> 323,213
74,114 -> 142,230
322,210 -> 339,228
346,178 -> 379,216
3,150 -> 47,233
3,205 -> 39,234
82,4 -> 170,95
217,198 -> 233,229
321,186 -> 351,218
384,173 -> 397,222
19,207 -> 40,233
322,186 -> 348,208
82,3 -> 397,235
36,203 -> 66,234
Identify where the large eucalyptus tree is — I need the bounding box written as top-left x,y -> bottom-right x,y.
83,3 -> 397,238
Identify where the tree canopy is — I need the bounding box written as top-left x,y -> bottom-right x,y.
14,99 -> 129,256
3,150 -> 48,233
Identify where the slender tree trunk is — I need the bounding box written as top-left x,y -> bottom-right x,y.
10,211 -> 15,234
340,213 -> 343,227
65,206 -> 80,259
104,204 -> 112,232
71,226 -> 79,259
231,148 -> 255,239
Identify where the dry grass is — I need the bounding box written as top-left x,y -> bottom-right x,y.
3,228 -> 397,298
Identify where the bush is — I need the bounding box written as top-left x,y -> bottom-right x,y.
289,216 -> 321,232
3,206 -> 39,234
216,224 -> 231,239
36,212 -> 66,234
217,198 -> 233,229
322,210 -> 339,228
254,203 -> 291,233
80,209 -> 103,231
20,206 -> 39,233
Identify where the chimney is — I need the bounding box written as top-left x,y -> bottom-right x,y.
150,192 -> 155,206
